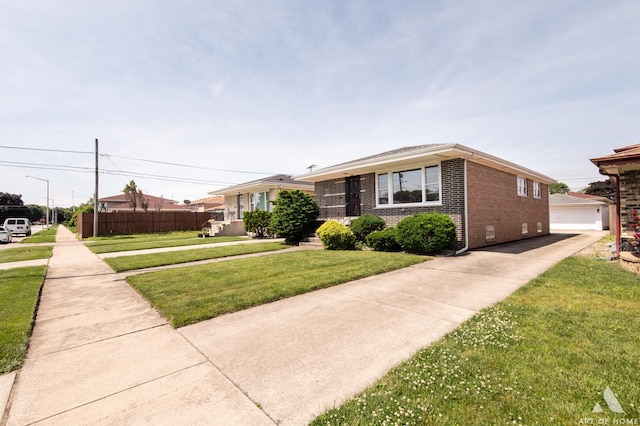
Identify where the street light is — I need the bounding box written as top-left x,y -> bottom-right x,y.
25,175 -> 49,227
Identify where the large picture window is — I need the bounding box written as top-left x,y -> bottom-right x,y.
393,169 -> 422,204
377,164 -> 441,207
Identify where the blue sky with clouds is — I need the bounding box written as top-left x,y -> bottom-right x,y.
1,1 -> 638,207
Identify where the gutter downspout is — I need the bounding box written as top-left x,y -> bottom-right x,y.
455,159 -> 469,255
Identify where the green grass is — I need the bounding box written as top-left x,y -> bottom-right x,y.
311,256 -> 640,425
0,266 -> 47,373
85,231 -> 248,254
0,246 -> 53,263
104,242 -> 289,272
21,226 -> 58,243
127,250 -> 427,327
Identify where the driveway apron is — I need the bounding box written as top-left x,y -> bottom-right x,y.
4,228 -> 606,425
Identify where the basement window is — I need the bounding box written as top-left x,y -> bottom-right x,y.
486,225 -> 496,242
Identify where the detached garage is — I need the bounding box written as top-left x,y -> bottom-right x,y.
549,192 -> 611,231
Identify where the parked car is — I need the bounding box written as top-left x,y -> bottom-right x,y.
0,226 -> 12,244
3,218 -> 31,236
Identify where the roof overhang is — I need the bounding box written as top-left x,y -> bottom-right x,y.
212,181 -> 314,197
295,143 -> 554,184
591,144 -> 640,176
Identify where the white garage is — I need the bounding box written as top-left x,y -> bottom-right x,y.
549,193 -> 611,231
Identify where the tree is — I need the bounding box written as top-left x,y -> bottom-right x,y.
122,180 -> 150,212
583,179 -> 616,201
0,192 -> 24,206
549,182 -> 571,194
269,190 -> 319,245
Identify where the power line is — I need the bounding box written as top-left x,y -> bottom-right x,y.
0,161 -> 240,186
103,153 -> 274,175
0,144 -> 277,175
0,145 -> 92,155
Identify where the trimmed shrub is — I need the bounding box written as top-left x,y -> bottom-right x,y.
243,210 -> 272,238
395,213 -> 456,255
317,220 -> 356,250
350,214 -> 386,243
269,190 -> 320,245
366,227 -> 402,252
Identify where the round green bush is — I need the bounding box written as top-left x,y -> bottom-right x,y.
317,220 -> 356,250
395,213 -> 456,255
349,214 -> 386,243
366,227 -> 402,252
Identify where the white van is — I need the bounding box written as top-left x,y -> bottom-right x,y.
3,218 -> 32,236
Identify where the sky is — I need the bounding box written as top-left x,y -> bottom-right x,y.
1,0 -> 638,208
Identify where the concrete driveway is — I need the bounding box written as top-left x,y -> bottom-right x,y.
2,229 -> 606,425
179,231 -> 606,425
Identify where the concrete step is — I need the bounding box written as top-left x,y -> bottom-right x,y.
299,236 -> 324,250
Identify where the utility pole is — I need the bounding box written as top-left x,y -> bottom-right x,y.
93,139 -> 99,237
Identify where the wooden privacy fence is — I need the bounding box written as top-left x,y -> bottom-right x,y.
77,211 -> 215,238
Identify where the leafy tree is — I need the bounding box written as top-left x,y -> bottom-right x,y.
584,179 -> 616,201
123,180 -> 150,212
0,192 -> 24,206
68,199 -> 94,228
549,182 -> 571,194
243,210 -> 272,238
269,190 -> 319,245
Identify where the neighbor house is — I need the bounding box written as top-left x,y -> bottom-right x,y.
295,144 -> 554,251
549,192 -> 611,231
97,194 -> 190,212
188,196 -> 225,216
210,174 -> 315,236
591,144 -> 640,249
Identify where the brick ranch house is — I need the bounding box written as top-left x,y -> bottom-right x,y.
295,144 -> 554,252
210,174 -> 314,236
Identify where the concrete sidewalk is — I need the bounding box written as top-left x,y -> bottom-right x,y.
2,228 -> 607,425
3,226 -> 273,426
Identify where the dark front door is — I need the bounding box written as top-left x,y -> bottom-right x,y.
345,176 -> 361,217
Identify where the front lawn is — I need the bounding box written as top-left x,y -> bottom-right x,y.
0,246 -> 53,264
0,266 -> 47,373
21,226 -> 58,243
127,250 -> 427,327
105,242 -> 289,272
311,256 -> 640,425
85,231 -> 249,254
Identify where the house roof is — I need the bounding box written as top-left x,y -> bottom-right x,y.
295,143 -> 554,183
211,174 -> 314,196
190,195 -> 224,205
98,193 -> 190,211
549,192 -> 611,206
591,144 -> 640,175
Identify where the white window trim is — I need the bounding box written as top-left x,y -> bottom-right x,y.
517,177 -> 528,197
533,182 -> 542,199
375,163 -> 443,208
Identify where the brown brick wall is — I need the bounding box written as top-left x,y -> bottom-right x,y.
619,170 -> 640,232
314,159 -> 467,250
466,161 -> 549,249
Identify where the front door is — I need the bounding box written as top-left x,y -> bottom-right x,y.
345,176 -> 361,217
